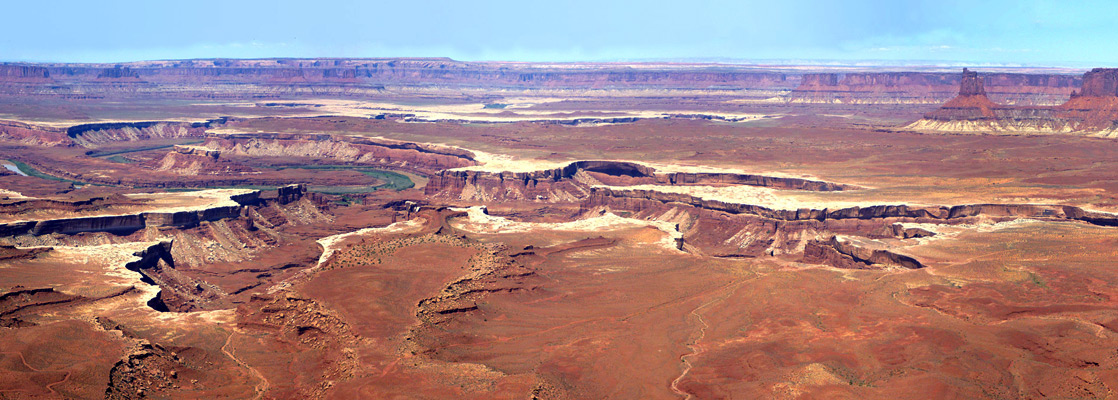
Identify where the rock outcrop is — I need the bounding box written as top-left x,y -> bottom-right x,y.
96,66 -> 143,81
922,68 -> 1001,120
790,70 -> 1079,105
910,68 -> 1118,135
425,160 -> 852,202
68,121 -> 209,148
1075,68 -> 1118,97
0,186 -> 308,238
0,120 -> 70,146
124,240 -> 227,312
589,187 -> 1118,224
0,59 -> 797,99
581,186 -> 1118,256
204,132 -> 476,174
0,65 -> 51,83
150,147 -> 253,176
802,236 -> 926,269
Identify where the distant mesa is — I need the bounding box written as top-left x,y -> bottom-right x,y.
0,58 -> 1093,105
787,69 -> 1079,105
907,67 -> 1118,136
0,65 -> 52,83
0,58 -> 798,96
96,66 -> 143,81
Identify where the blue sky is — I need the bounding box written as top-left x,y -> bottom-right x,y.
2,0 -> 1115,66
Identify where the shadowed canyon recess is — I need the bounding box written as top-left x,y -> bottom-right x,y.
1,59 -> 1117,399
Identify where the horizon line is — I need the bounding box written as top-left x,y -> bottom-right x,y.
0,56 -> 1107,70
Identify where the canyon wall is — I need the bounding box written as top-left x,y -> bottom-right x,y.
0,186 -> 303,238
588,187 -> 1117,224
204,132 -> 476,174
790,71 -> 1080,105
583,187 -> 1118,257
0,59 -> 1090,104
68,121 -> 210,148
0,59 -> 797,98
0,65 -> 51,83
802,236 -> 926,270
0,120 -> 214,149
0,120 -> 71,146
424,160 -> 852,202
1075,68 -> 1118,97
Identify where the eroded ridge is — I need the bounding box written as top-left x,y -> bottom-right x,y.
4,58 -> 1118,398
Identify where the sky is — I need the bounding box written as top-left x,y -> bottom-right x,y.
2,0 -> 1116,66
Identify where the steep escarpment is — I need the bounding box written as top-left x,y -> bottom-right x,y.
790,71 -> 1079,105
0,194 -> 144,220
67,121 -> 209,148
0,187 -> 283,238
0,65 -> 52,83
424,160 -> 851,202
791,72 -> 958,104
0,119 -> 217,148
0,59 -> 797,99
1074,68 -> 1118,97
910,68 -> 1118,134
0,120 -> 71,146
123,240 -> 228,312
583,187 -> 1118,257
802,236 -> 926,270
923,68 -> 1001,120
589,187 -> 1118,224
96,66 -> 143,81
0,202 -> 239,236
204,132 -> 476,174
149,147 -> 254,176
1056,68 -> 1118,131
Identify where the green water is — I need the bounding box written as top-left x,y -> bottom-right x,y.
6,160 -> 91,185
4,159 -> 415,194
267,165 -> 416,193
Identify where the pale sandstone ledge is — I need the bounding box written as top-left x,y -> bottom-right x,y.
904,118 -> 1118,137
597,184 -> 895,212
448,206 -> 683,252
0,186 -> 303,237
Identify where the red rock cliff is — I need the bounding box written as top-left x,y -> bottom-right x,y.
792,70 -> 1079,105
958,68 -> 985,95
924,69 -> 1002,120
0,65 -> 51,83
1074,68 -> 1118,97
916,68 -> 1118,132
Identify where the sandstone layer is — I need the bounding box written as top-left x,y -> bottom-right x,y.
910,68 -> 1118,135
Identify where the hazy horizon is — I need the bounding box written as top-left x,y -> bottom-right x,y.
2,0 -> 1116,67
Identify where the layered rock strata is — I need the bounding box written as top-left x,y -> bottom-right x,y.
0,58 -> 796,98
802,236 -> 926,269
425,160 -> 850,202
790,70 -> 1080,105
583,187 -> 1118,258
205,132 -> 476,174
910,68 -> 1118,134
0,185 -> 306,237
68,121 -> 209,148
